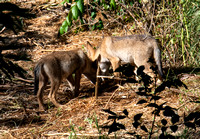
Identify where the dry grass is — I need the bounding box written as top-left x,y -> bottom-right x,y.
0,0 -> 200,138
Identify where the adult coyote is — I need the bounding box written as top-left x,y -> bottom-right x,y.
34,49 -> 97,111
86,34 -> 164,80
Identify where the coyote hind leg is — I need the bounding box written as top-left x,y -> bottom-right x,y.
48,78 -> 62,108
66,74 -> 75,94
37,75 -> 48,111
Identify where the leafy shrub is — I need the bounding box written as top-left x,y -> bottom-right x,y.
59,0 -> 200,67
101,66 -> 200,138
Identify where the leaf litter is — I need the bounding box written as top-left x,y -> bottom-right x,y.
0,0 -> 200,138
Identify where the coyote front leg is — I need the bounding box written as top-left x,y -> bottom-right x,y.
74,70 -> 82,97
65,71 -> 82,97
110,57 -> 120,77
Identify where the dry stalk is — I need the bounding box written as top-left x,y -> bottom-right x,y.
43,132 -> 133,138
104,87 -> 119,109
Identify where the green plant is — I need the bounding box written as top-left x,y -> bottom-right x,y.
59,0 -> 200,67
56,107 -> 63,117
60,0 -> 84,34
94,114 -> 101,135
85,114 -> 106,138
59,0 -> 132,35
85,117 -> 93,129
101,65 -> 200,138
156,0 -> 200,67
69,120 -> 77,139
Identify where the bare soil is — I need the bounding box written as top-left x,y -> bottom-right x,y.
0,1 -> 200,138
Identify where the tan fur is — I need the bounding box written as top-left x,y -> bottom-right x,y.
86,34 -> 163,80
34,49 -> 97,111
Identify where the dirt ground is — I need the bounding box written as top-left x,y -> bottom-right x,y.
0,0 -> 200,138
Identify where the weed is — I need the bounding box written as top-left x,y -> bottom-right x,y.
56,107 -> 62,117
60,0 -> 200,67
68,120 -> 77,139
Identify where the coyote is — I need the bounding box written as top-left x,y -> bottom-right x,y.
86,34 -> 164,80
34,49 -> 97,111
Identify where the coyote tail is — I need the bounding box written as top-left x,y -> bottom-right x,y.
34,63 -> 42,95
154,47 -> 164,78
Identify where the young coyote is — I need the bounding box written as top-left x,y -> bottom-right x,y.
34,49 -> 97,111
86,34 -> 164,80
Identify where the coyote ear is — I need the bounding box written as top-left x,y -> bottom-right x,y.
85,41 -> 99,61
85,41 -> 93,55
86,41 -> 92,47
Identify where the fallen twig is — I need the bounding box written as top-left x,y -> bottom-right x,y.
0,84 -> 34,91
97,75 -> 127,80
12,77 -> 33,84
0,26 -> 6,34
104,87 -> 119,109
43,132 -> 133,138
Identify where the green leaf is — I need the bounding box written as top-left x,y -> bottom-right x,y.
66,16 -> 72,26
102,109 -> 117,116
64,26 -> 69,32
103,4 -> 110,10
110,0 -> 116,10
170,125 -> 178,132
59,26 -> 65,35
68,10 -> 72,20
140,125 -> 148,132
137,99 -> 147,104
62,20 -> 68,27
91,11 -> 97,20
161,119 -> 167,126
80,17 -> 84,24
71,5 -> 79,20
101,12 -> 107,19
97,18 -> 103,30
123,109 -> 128,116
92,24 -> 96,30
61,0 -> 67,5
134,113 -> 143,121
67,0 -> 72,3
77,0 -> 84,13
61,0 -> 72,5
